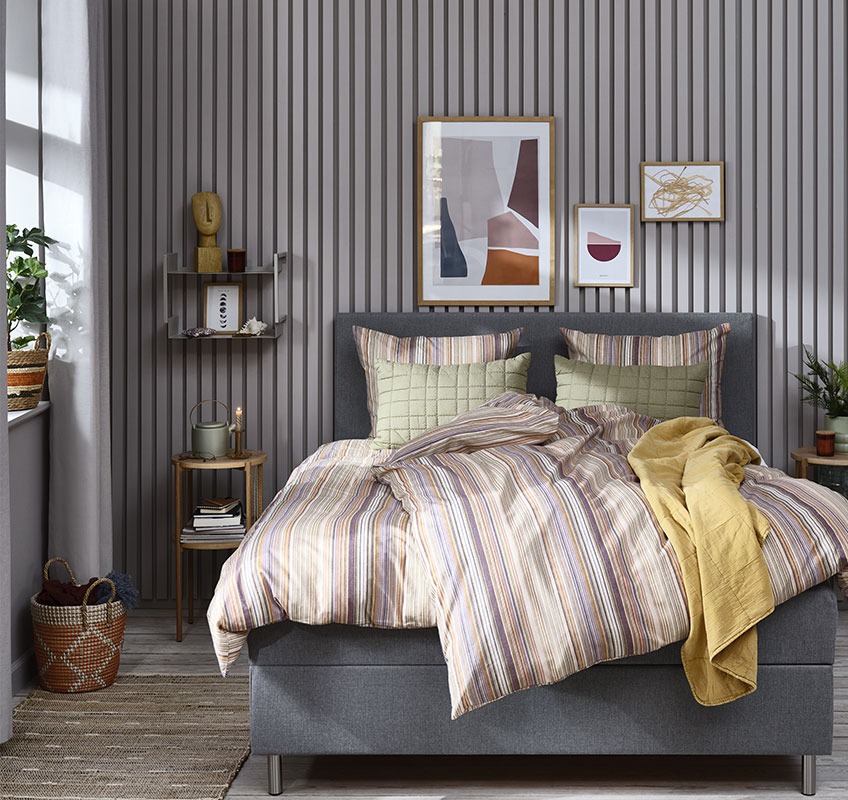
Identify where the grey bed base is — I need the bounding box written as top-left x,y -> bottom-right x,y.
248,312 -> 835,796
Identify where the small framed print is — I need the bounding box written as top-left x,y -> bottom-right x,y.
640,161 -> 725,222
203,282 -> 243,334
573,204 -> 635,288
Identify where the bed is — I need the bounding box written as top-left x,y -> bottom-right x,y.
244,311 -> 837,796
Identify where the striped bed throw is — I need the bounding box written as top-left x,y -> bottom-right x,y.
209,393 -> 848,718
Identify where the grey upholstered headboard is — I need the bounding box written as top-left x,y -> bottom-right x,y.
334,312 -> 756,444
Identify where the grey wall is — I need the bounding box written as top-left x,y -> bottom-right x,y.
108,0 -> 847,602
8,409 -> 49,694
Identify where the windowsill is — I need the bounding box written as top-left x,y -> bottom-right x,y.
8,400 -> 50,429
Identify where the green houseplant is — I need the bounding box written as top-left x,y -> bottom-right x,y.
6,224 -> 55,410
6,224 -> 55,350
794,347 -> 848,452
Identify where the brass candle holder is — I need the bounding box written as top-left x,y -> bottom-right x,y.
233,428 -> 246,458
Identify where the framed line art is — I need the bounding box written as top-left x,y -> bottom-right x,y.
573,204 -> 635,288
417,116 -> 555,306
203,282 -> 243,334
640,161 -> 725,222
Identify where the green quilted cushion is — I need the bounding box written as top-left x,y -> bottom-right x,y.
554,356 -> 708,420
372,353 -> 531,449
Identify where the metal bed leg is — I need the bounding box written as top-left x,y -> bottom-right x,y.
801,755 -> 816,796
267,754 -> 283,795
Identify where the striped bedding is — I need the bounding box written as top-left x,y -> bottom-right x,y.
209,393 -> 848,718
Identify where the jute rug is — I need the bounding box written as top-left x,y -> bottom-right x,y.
0,674 -> 250,800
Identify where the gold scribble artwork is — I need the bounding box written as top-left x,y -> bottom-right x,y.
646,167 -> 715,218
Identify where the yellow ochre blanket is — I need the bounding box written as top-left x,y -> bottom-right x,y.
628,417 -> 773,706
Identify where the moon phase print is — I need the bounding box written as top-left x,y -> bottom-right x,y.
573,205 -> 635,288
203,282 -> 243,334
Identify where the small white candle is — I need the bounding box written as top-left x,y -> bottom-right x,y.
235,406 -> 243,432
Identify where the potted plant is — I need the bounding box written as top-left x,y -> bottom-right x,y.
794,346 -> 848,453
6,224 -> 55,410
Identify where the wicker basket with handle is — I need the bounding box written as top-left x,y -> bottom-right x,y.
7,331 -> 50,411
31,557 -> 127,693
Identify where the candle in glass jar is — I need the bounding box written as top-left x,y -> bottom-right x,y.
235,407 -> 243,432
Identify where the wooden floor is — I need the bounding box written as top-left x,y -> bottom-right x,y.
15,606 -> 848,798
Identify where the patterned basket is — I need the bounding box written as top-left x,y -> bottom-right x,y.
31,557 -> 127,693
7,331 -> 50,411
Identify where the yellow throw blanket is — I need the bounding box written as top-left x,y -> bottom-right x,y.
628,417 -> 774,705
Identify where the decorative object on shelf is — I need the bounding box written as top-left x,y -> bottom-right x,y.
573,204 -> 635,287
640,161 -> 725,222
189,399 -> 231,458
30,557 -> 128,693
794,347 -> 848,453
181,326 -> 215,338
227,248 -> 246,273
816,430 -> 836,457
203,282 -> 242,334
236,316 -> 268,336
417,116 -> 555,306
191,191 -> 223,272
6,224 -> 56,410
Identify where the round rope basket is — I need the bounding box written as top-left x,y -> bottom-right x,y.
31,557 -> 127,693
7,331 -> 50,411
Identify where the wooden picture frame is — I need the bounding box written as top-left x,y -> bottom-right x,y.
573,204 -> 635,288
417,116 -> 555,306
203,282 -> 243,334
640,161 -> 725,222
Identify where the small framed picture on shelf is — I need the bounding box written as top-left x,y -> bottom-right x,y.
640,161 -> 725,221
203,282 -> 243,334
573,204 -> 635,287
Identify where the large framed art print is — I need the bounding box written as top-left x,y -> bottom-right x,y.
417,116 -> 555,306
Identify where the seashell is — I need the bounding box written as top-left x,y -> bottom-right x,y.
238,316 -> 268,336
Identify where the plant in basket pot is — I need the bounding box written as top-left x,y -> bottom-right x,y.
794,346 -> 848,453
6,224 -> 55,410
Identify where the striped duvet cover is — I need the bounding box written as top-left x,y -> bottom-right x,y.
209,393 -> 848,718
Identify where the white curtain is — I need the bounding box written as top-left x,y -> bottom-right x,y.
1,0 -> 14,744
41,0 -> 112,577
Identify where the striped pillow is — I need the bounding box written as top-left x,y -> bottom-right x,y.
353,325 -> 523,436
560,323 -> 730,423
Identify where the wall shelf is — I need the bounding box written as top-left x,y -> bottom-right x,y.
162,251 -> 287,340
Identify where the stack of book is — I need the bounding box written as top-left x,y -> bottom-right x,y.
181,497 -> 246,544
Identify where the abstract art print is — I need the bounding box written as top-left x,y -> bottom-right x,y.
640,161 -> 725,222
203,282 -> 243,334
573,204 -> 635,287
418,117 -> 555,306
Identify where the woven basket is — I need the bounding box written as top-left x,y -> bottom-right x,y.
7,331 -> 50,411
31,557 -> 127,693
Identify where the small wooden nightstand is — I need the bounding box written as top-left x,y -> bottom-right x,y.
790,447 -> 848,479
171,449 -> 267,641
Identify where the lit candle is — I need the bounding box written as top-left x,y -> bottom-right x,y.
235,407 -> 243,432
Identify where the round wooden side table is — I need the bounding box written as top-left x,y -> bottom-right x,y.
171,449 -> 267,641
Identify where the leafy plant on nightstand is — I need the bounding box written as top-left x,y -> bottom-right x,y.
794,347 -> 848,453
795,347 -> 848,418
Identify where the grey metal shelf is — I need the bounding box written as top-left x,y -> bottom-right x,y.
162,251 -> 287,340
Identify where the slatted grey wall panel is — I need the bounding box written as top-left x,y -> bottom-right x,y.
109,0 -> 847,602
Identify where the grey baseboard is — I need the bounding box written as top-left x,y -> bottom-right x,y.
11,649 -> 35,695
